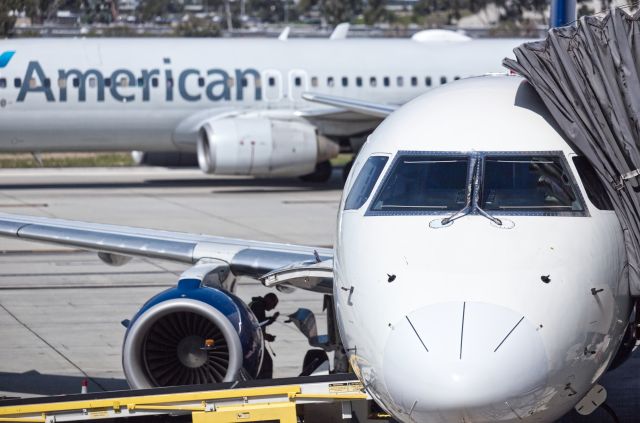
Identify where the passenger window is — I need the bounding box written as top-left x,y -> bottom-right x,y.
411,76 -> 417,86
383,77 -> 390,87
294,77 -> 301,87
425,76 -> 431,87
481,156 -> 583,213
198,77 -> 205,87
572,156 -> 614,210
14,78 -> 21,88
440,76 -> 447,85
327,77 -> 334,87
0,78 -> 7,88
311,76 -> 318,87
105,78 -> 111,87
137,77 -> 144,87
356,77 -> 362,87
397,76 -> 403,87
342,77 -> 348,87
370,155 -> 469,213
370,77 -> 377,87
242,77 -> 248,87
72,78 -> 79,88
152,78 -> 159,87
268,77 -> 275,87
345,156 -> 389,210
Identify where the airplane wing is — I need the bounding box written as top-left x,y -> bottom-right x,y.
302,92 -> 398,118
0,213 -> 333,292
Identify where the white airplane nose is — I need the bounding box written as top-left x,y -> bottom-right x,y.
383,301 -> 549,422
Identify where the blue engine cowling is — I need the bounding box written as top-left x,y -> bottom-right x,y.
122,278 -> 263,389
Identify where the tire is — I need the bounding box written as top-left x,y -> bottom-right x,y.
342,159 -> 354,182
299,349 -> 329,376
299,161 -> 333,183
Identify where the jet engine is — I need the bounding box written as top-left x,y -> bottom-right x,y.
197,117 -> 339,178
122,279 -> 263,389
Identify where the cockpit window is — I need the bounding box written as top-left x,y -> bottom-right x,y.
481,155 -> 583,213
344,156 -> 389,210
369,155 -> 469,214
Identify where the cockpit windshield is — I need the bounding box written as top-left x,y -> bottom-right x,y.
481,156 -> 583,213
369,155 -> 470,213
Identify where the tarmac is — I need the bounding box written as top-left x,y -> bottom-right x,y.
0,166 -> 637,422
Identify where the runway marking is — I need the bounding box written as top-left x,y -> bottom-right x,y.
0,302 -> 108,391
145,193 -> 293,243
0,271 -> 171,277
282,200 -> 339,204
0,283 -> 174,290
0,203 -> 48,208
0,169 -> 206,177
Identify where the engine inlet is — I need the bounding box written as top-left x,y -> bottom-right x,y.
143,311 -> 230,386
123,298 -> 243,389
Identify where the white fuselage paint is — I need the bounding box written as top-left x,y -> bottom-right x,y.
0,37 -> 523,152
333,76 -> 632,422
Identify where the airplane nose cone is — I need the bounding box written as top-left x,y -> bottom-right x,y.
383,302 -> 548,422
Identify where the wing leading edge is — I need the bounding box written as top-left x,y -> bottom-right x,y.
0,213 -> 333,285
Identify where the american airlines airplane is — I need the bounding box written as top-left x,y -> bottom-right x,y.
0,75 -> 636,422
0,31 -> 524,181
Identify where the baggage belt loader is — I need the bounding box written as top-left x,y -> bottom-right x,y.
0,374 -> 391,423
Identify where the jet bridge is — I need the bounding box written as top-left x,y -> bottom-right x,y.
0,374 -> 387,423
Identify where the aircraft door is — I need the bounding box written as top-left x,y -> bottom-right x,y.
288,69 -> 309,106
262,69 -> 283,103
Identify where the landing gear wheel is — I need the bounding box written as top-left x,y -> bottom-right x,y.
342,159 -> 354,182
299,349 -> 329,376
299,161 -> 333,183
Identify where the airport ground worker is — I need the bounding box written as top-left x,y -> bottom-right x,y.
249,293 -> 279,378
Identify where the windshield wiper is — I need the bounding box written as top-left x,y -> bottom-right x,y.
441,158 -> 476,225
472,163 -> 502,226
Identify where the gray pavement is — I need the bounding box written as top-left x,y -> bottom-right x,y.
0,167 -> 341,398
0,167 -> 637,422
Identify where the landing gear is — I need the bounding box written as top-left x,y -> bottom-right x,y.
300,349 -> 330,376
299,161 -> 333,183
342,159 -> 354,182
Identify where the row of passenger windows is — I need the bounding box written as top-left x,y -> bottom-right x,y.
0,74 -> 460,90
278,75 -> 459,88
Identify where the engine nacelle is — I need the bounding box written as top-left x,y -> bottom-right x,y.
197,117 -> 338,177
122,279 -> 263,389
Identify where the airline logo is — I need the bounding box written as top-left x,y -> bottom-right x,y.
14,59 -> 263,104
0,51 -> 15,68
